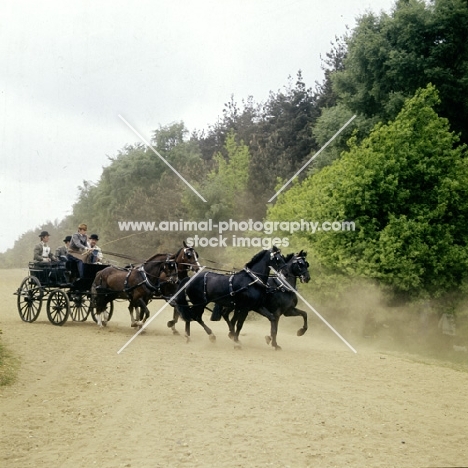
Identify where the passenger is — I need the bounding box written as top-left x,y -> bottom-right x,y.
67,223 -> 91,277
33,231 -> 57,264
87,234 -> 103,264
56,235 -> 72,261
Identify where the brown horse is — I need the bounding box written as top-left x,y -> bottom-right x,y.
92,242 -> 200,328
91,254 -> 178,328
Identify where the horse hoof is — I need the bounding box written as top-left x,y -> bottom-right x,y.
172,329 -> 180,335
228,332 -> 235,340
297,328 -> 307,336
209,334 -> 216,343
274,345 -> 282,351
265,336 -> 272,345
167,320 -> 174,328
131,322 -> 137,328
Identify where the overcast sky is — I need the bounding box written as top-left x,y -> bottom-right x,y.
0,0 -> 396,253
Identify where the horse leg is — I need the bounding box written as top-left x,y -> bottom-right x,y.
167,307 -> 180,335
184,318 -> 191,343
195,317 -> 216,342
96,309 -> 103,327
283,308 -> 308,336
136,298 -> 150,328
128,304 -> 138,327
265,314 -> 281,350
231,309 -> 248,349
93,290 -> 107,328
220,306 -> 237,340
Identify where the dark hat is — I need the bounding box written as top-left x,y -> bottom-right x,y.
63,235 -> 72,243
39,231 -> 50,238
89,234 -> 99,241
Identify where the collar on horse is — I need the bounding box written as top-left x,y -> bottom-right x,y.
124,264 -> 161,296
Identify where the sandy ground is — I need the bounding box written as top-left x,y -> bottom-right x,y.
1,268 -> 468,468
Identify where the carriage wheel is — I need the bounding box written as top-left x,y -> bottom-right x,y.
16,276 -> 43,323
46,289 -> 70,326
90,300 -> 114,323
69,293 -> 91,322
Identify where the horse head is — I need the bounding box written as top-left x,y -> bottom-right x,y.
179,241 -> 200,273
268,245 -> 286,272
291,250 -> 310,283
162,256 -> 179,284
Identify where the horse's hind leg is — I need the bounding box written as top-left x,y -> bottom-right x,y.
137,299 -> 150,329
93,289 -> 108,328
265,315 -> 281,350
229,309 -> 247,349
196,318 -> 216,343
184,319 -> 191,343
129,304 -> 139,327
167,307 -> 180,335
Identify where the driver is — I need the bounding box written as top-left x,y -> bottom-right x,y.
67,223 -> 91,277
33,231 -> 57,264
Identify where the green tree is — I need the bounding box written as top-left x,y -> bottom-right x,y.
184,131 -> 251,221
249,71 -> 320,200
332,0 -> 468,143
268,85 -> 468,298
68,123 -> 206,257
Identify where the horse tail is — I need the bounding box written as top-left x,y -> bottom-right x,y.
211,303 -> 223,321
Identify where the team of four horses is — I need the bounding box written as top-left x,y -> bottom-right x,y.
91,242 -> 311,350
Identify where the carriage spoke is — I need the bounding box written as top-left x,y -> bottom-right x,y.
46,290 -> 70,326
70,293 -> 91,322
16,276 -> 43,323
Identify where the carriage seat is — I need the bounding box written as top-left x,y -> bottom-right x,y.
29,261 -> 71,286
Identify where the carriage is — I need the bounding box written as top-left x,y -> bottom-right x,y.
14,261 -> 114,326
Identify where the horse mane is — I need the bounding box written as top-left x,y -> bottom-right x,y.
145,252 -> 170,263
283,253 -> 295,263
245,249 -> 269,268
145,244 -> 195,263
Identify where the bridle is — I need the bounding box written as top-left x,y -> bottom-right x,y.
177,247 -> 200,272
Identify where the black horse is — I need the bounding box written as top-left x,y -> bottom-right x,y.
174,246 -> 286,342
213,250 -> 310,350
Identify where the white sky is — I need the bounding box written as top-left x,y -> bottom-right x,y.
0,0 -> 395,253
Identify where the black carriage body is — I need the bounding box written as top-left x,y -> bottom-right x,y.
71,263 -> 110,292
28,261 -> 69,287
16,262 -> 113,326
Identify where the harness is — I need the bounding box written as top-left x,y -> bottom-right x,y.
124,265 -> 160,297
197,266 -> 270,306
123,259 -> 177,299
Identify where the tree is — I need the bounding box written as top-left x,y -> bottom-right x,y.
268,85 -> 468,298
67,123 -> 206,256
332,0 -> 468,144
249,71 -> 321,200
183,131 -> 251,221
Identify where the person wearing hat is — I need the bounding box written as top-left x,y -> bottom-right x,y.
67,223 -> 91,277
56,235 -> 72,261
33,231 -> 57,263
86,234 -> 103,264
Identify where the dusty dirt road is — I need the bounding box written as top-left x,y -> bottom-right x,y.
1,268 -> 468,468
